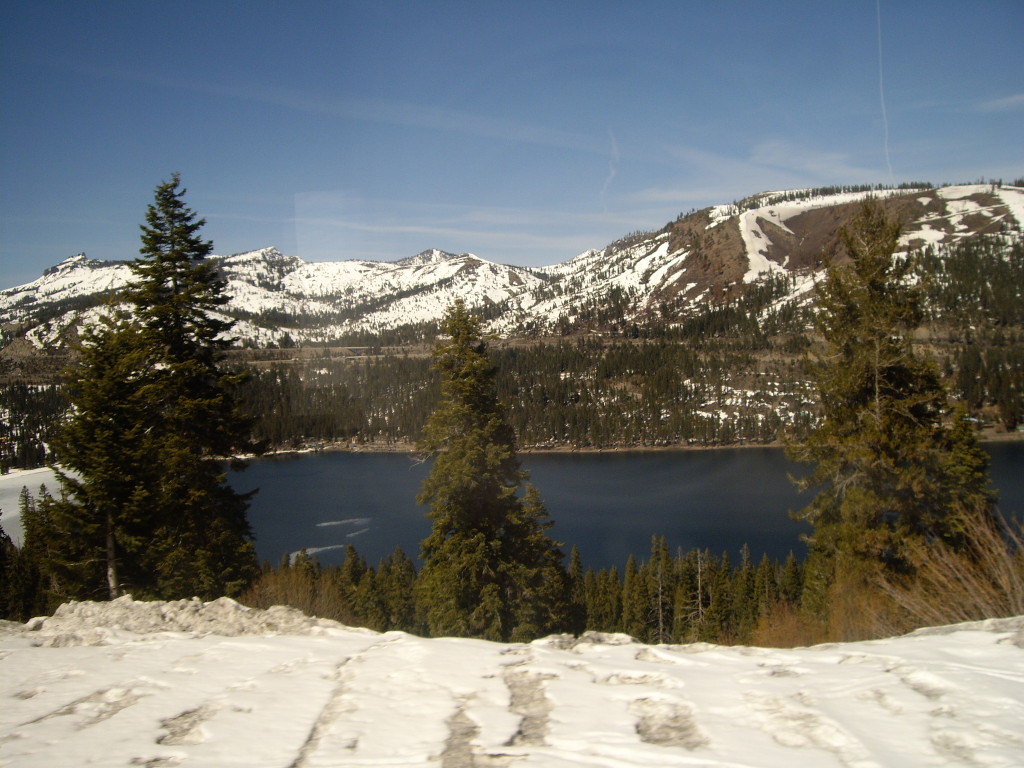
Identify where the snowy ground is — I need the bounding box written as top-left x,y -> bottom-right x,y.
1,598 -> 1022,767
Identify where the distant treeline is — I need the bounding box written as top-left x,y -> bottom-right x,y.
241,538 -> 805,647
734,181 -> 937,212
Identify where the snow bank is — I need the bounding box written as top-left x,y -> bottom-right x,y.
2,598 -> 1023,767
13,595 -> 361,646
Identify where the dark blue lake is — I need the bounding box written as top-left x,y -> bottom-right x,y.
232,443 -> 1023,571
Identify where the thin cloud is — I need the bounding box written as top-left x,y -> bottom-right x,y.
57,58 -> 606,155
290,194 -> 632,265
600,129 -> 620,201
642,140 -> 882,204
749,139 -> 877,180
976,93 -> 1024,113
338,98 -> 605,154
633,145 -> 803,205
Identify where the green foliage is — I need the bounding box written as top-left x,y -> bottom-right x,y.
27,175 -> 258,603
789,201 -> 995,574
0,384 -> 67,471
13,486 -> 64,614
917,235 -> 1024,430
414,300 -> 567,641
919,235 -> 1024,330
565,545 -> 587,635
573,544 -> 803,645
0,509 -> 36,620
237,539 -> 802,646
234,335 -> 810,450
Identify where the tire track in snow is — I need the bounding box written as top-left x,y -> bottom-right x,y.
24,681 -> 153,730
157,702 -> 219,746
286,634 -> 406,767
501,647 -> 555,747
286,657 -> 357,767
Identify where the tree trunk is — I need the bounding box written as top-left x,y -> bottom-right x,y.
106,514 -> 119,599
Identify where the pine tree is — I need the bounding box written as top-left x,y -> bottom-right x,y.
127,173 -> 258,598
1,500 -> 47,620
586,566 -> 622,632
753,553 -> 779,610
374,546 -> 419,633
672,548 -> 707,640
40,174 -> 258,601
565,545 -> 588,635
730,545 -> 758,642
779,552 -> 803,605
702,551 -> 732,641
334,544 -> 368,624
620,554 -> 647,639
647,536 -> 674,643
15,486 -> 61,613
415,300 -> 566,641
789,201 -> 994,571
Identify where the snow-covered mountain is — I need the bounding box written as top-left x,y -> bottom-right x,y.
2,184 -> 1022,350
1,596 -> 1022,767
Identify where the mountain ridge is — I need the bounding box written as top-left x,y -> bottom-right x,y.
2,183 -> 1022,351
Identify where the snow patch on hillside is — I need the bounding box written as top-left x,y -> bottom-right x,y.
1,597 -> 1022,767
995,186 -> 1024,229
737,188 -> 920,283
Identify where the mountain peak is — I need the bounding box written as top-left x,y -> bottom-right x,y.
395,249 -> 464,267
54,251 -> 90,266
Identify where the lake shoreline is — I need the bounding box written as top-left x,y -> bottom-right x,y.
263,427 -> 1024,459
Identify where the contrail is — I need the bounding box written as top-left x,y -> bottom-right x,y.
876,0 -> 895,182
600,128 -> 619,203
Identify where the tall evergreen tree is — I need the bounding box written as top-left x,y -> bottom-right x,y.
646,536 -> 675,643
415,300 -> 567,641
789,201 -> 993,574
38,174 -> 258,601
127,173 -> 258,598
565,545 -> 588,635
586,566 -> 621,632
374,546 -> 419,633
620,554 -> 647,639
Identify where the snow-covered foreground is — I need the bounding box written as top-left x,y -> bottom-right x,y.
1,598 -> 1022,767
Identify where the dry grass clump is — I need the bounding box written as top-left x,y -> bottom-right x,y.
240,564 -> 358,624
753,505 -> 1024,647
750,601 -> 827,648
877,505 -> 1024,631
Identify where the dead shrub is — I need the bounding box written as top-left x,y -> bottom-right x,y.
751,600 -> 828,648
876,504 -> 1024,631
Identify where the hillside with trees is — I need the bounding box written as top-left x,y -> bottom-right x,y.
2,185 -> 1022,648
236,203 -> 1024,646
3,183 -> 1022,467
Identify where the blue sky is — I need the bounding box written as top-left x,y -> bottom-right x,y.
2,1 -> 1022,288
